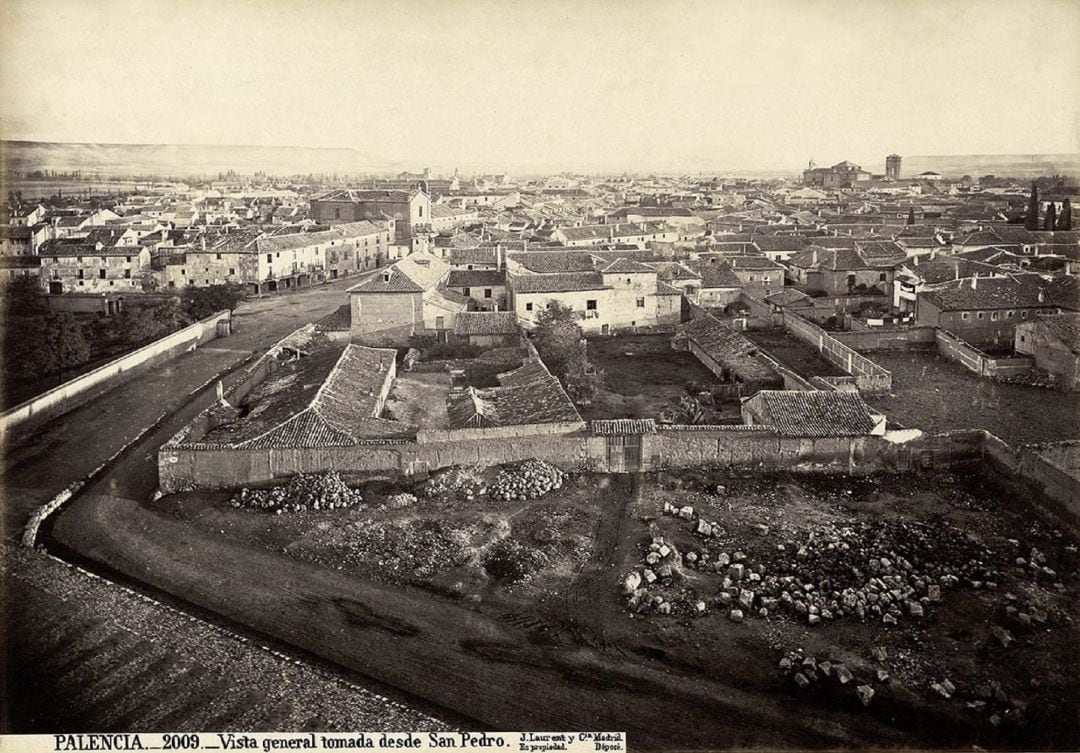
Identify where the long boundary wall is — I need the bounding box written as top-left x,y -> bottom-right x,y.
982,435 -> 1080,531
159,425 -> 989,493
781,312 -> 892,394
1,310 -> 232,438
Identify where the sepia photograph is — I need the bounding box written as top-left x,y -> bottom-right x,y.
2,0 -> 1079,750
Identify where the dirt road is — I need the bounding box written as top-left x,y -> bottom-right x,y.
52,488 -> 922,751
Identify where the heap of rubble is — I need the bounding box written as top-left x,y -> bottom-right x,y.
490,460 -> 566,502
230,472 -> 364,514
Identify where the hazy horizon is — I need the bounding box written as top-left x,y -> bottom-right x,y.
2,0 -> 1079,175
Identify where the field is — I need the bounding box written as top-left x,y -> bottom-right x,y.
868,351 -> 1080,444
56,460 -> 1080,749
583,335 -> 739,422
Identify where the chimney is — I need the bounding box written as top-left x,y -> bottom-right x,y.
496,243 -> 504,271
215,381 -> 224,402
811,248 -> 818,266
1038,289 -> 1045,303
971,275 -> 977,290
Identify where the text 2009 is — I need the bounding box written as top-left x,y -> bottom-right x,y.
163,735 -> 201,750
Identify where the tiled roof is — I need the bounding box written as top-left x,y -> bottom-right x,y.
348,253 -> 449,294
589,419 -> 657,436
511,271 -> 607,294
677,313 -> 779,383
602,258 -> 656,274
446,269 -> 506,287
315,305 -> 352,332
558,222 -> 668,242
448,246 -> 499,265
729,255 -> 786,271
0,225 -> 32,241
510,251 -> 597,273
763,288 -> 812,307
453,311 -> 519,336
0,256 -> 41,268
921,276 -> 1055,311
652,261 -> 701,281
685,260 -> 743,288
749,390 -> 879,437
1037,312 -> 1080,354
204,345 -> 411,448
446,358 -> 582,429
752,235 -> 807,252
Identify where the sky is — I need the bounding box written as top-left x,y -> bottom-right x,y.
1,0 -> 1079,174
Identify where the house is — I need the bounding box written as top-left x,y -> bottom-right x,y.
348,252 -> 465,345
684,259 -> 743,307
452,311 -> 521,348
727,255 -> 787,298
788,243 -> 901,297
752,235 -> 808,262
916,274 -> 1071,346
552,222 -> 677,249
1014,312 -> 1080,390
893,257 -> 1003,312
39,237 -> 151,294
0,225 -> 33,256
0,255 -> 42,283
445,269 -> 508,310
952,227 -> 1038,256
741,390 -> 886,437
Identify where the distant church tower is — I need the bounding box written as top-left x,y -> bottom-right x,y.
886,154 -> 902,180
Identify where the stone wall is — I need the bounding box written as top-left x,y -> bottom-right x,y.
0,310 -> 232,438
935,329 -> 1035,378
782,312 -> 892,393
833,327 -> 937,351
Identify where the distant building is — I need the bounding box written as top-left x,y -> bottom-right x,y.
886,154 -> 902,181
802,160 -> 872,189
310,188 -> 430,245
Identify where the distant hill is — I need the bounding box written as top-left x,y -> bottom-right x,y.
895,154 -> 1080,180
0,140 -> 392,179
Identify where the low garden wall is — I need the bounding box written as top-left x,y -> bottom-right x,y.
833,327 -> 937,351
0,310 -> 232,438
935,329 -> 1034,378
981,436 -> 1080,531
781,312 -> 892,394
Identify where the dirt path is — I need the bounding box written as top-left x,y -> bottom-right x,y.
51,490 -> 920,751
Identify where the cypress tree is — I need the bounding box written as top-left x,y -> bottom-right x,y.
1058,198 -> 1072,231
1044,203 -> 1057,231
907,207 -> 916,225
1025,183 -> 1040,230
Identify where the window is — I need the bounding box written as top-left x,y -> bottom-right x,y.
216,253 -> 222,260
1007,310 -> 1015,318
961,312 -> 970,320
586,299 -> 597,310
484,288 -> 493,298
99,269 -> 106,279
976,312 -> 984,320
267,253 -> 272,263
435,315 -> 444,329
463,287 -> 471,297
77,256 -> 83,262
879,273 -> 887,282
525,302 -> 534,312
126,256 -> 132,263
749,275 -> 755,282
229,268 -> 236,275
991,312 -> 999,321
419,206 -> 424,218
181,269 -> 186,276
101,257 -> 107,263
77,269 -> 84,279
124,269 -> 131,279
636,297 -> 645,308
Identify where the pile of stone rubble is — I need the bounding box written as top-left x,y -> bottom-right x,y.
490,460 -> 565,502
230,471 -> 364,514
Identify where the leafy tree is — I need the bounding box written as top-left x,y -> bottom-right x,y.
4,313 -> 92,381
531,302 -> 601,403
1025,183 -> 1040,231
1044,203 -> 1057,231
3,276 -> 47,316
1058,198 -> 1072,231
140,270 -> 160,293
181,283 -> 246,321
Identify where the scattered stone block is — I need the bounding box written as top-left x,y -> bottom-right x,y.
728,609 -> 744,623
856,685 -> 875,707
